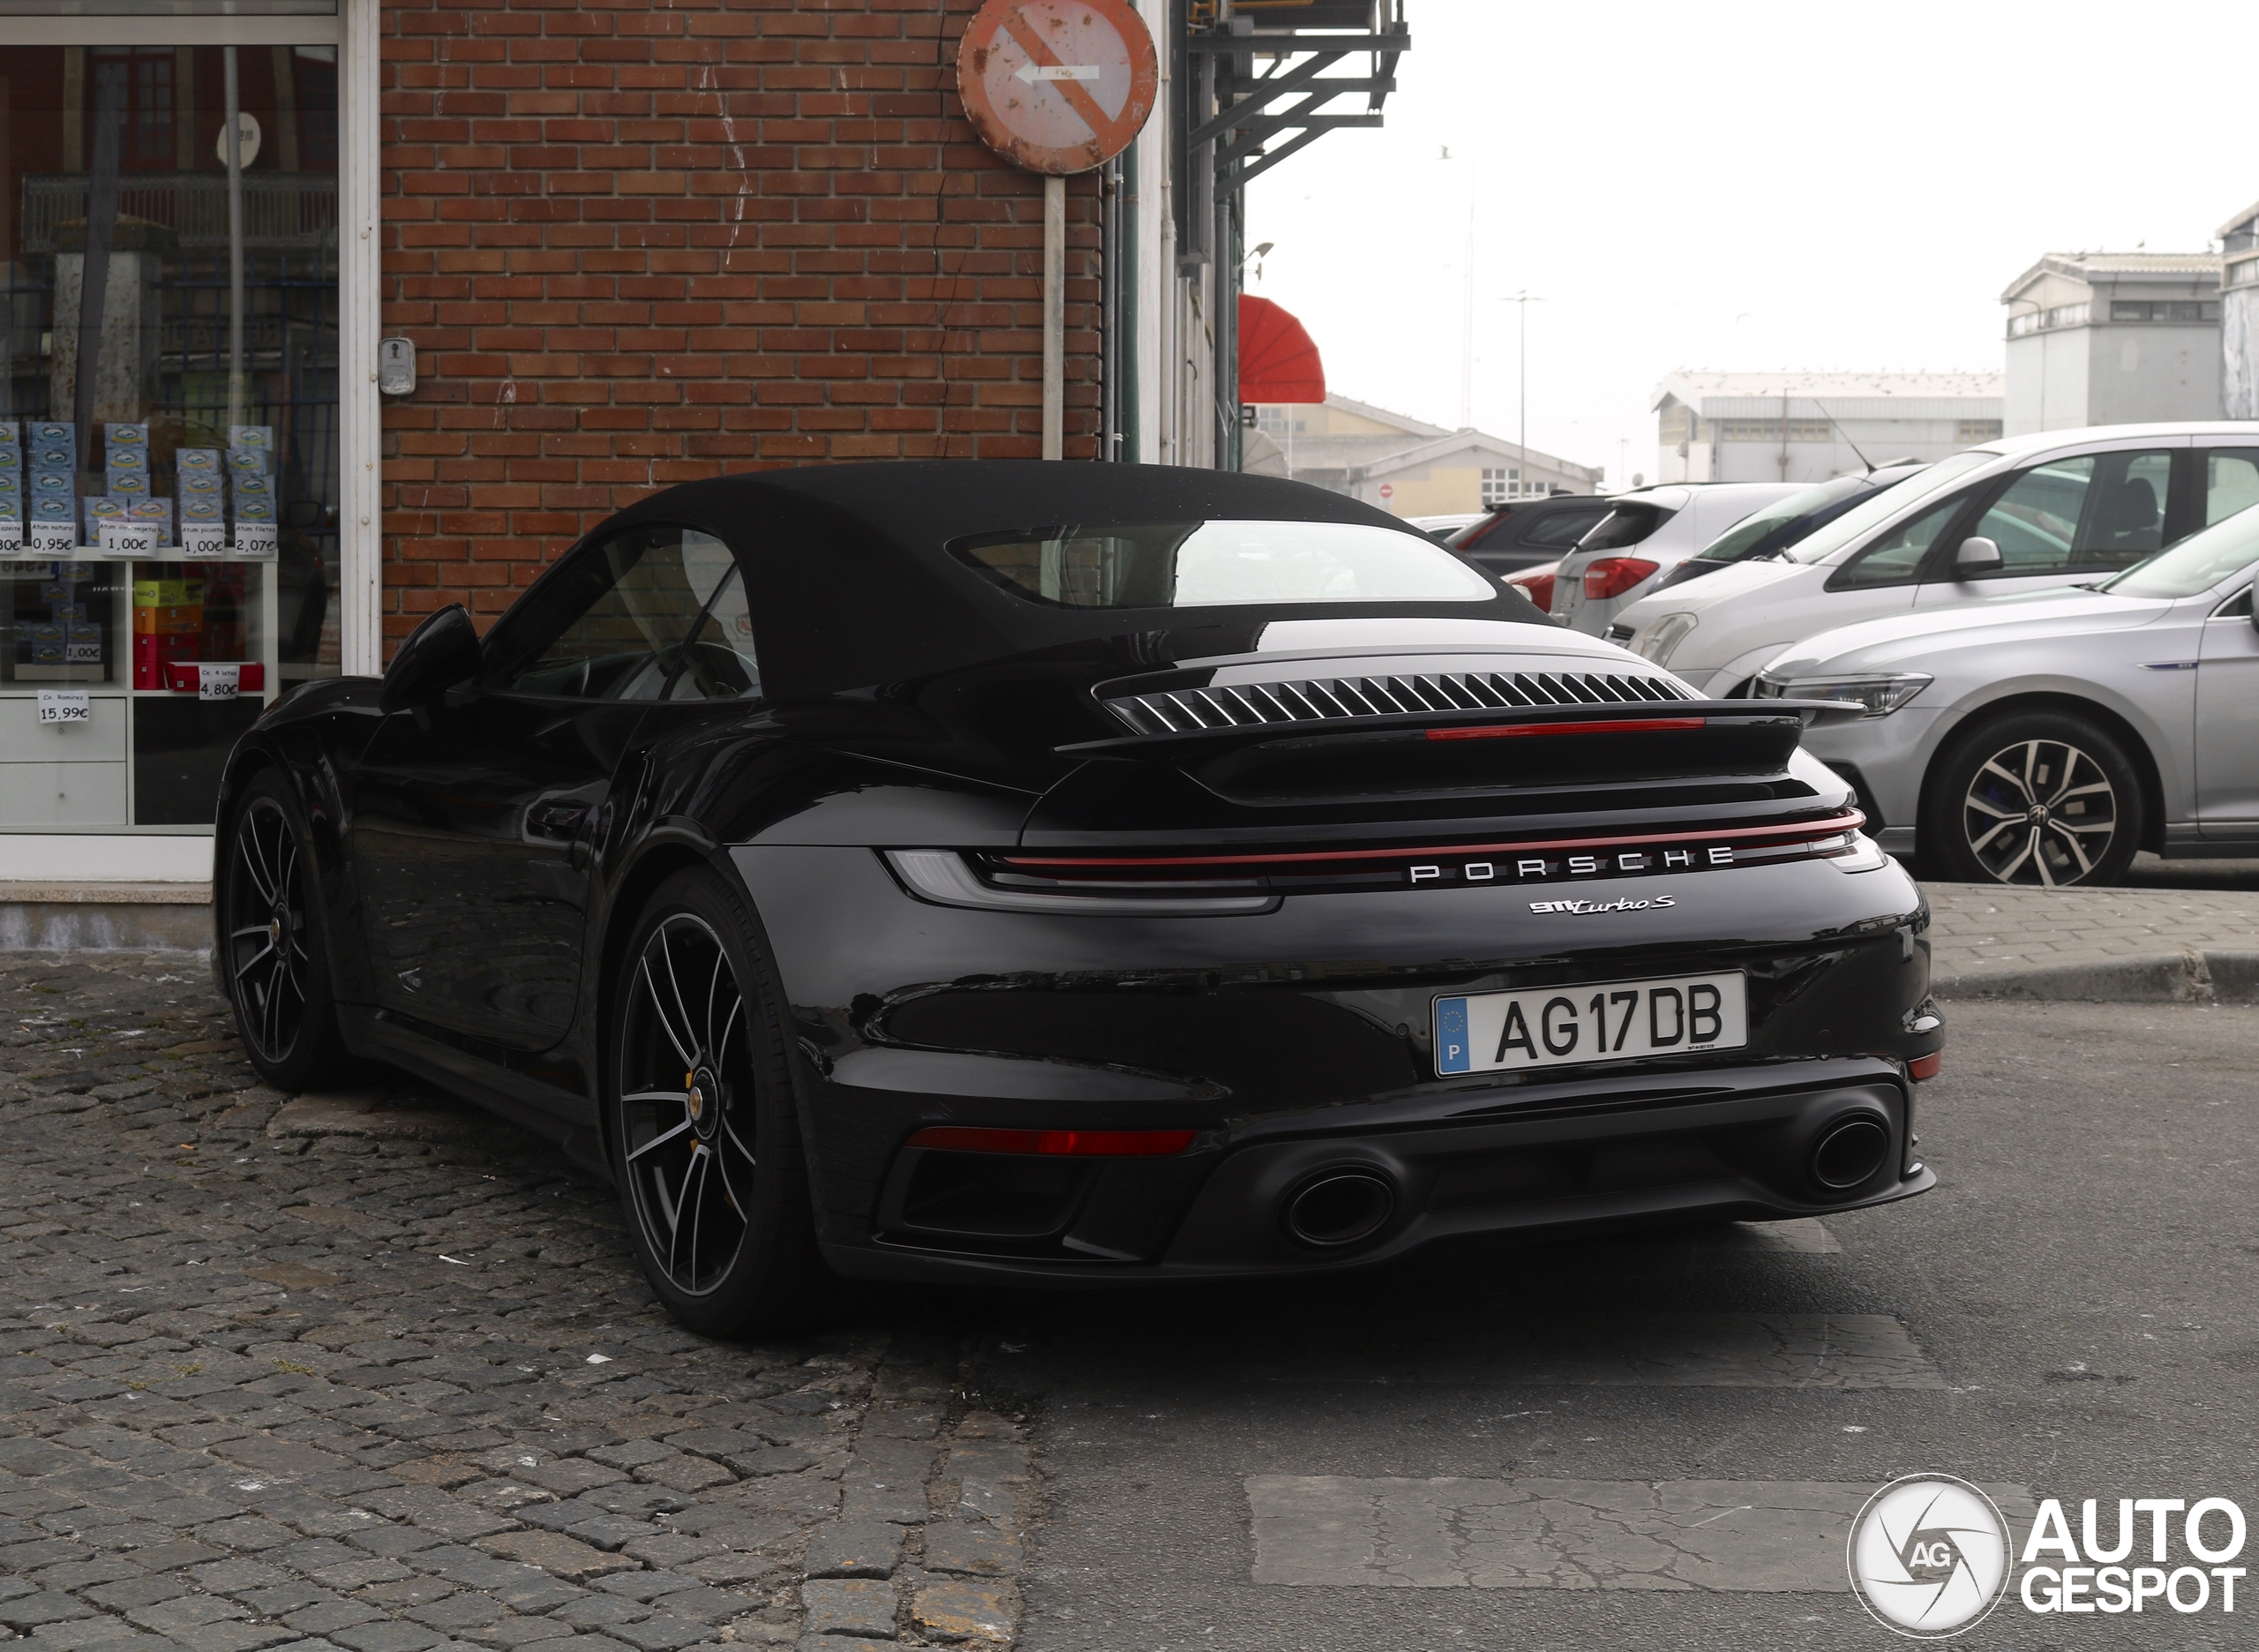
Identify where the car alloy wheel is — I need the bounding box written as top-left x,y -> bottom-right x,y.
227,793 -> 315,1063
617,911 -> 762,1297
1958,736 -> 2120,886
221,774 -> 349,1090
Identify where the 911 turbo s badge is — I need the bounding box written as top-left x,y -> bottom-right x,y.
1529,896 -> 1676,914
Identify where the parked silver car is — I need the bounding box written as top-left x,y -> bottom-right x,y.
1752,500 -> 2259,884
1549,482 -> 1805,636
1612,424 -> 2259,695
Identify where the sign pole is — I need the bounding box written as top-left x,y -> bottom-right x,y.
957,0 -> 1158,462
1043,175 -> 1066,460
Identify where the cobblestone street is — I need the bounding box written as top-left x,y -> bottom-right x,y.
0,957 -> 1030,1652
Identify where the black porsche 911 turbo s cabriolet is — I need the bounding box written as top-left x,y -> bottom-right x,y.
214,462 -> 1941,1333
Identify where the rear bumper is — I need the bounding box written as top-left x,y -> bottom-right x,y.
730,844 -> 1940,1286
817,1057 -> 1932,1285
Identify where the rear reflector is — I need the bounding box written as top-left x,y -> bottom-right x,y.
1508,570 -> 1556,612
1907,1052 -> 1941,1083
1425,717 -> 1706,742
906,1126 -> 1197,1157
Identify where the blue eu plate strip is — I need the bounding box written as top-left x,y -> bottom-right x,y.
1434,995 -> 1471,1074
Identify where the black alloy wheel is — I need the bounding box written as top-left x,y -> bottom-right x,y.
221,772 -> 349,1089
1926,713 -> 2143,887
609,867 -> 822,1333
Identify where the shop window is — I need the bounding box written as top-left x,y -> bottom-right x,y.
0,42 -> 340,831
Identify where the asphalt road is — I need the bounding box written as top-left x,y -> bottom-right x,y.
4,963 -> 2251,1652
972,1000 -> 2259,1652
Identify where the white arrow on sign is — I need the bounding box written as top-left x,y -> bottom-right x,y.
1015,61 -> 1101,82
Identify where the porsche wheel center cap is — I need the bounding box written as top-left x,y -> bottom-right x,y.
687,1066 -> 721,1140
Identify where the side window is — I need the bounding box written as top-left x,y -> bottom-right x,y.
2204,450 -> 2259,526
1520,505 -> 1610,549
1956,449 -> 2173,580
1829,497 -> 1966,590
664,569 -> 762,702
480,524 -> 735,700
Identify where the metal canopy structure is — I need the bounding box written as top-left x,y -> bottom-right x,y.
1173,0 -> 1407,469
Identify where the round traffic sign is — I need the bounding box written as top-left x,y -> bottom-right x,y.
1378,483 -> 1395,500
956,0 -> 1160,176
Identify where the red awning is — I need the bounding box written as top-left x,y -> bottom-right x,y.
1238,295 -> 1326,404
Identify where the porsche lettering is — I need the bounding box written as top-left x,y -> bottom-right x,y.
1408,845 -> 1733,886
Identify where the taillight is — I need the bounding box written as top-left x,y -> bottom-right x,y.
1908,1052 -> 1942,1082
1509,571 -> 1556,612
1582,557 -> 1660,601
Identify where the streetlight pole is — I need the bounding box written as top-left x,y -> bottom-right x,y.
1501,291 -> 1542,492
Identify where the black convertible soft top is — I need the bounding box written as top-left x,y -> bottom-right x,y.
603,462 -> 1542,698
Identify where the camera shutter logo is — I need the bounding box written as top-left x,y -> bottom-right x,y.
1848,1474 -> 2013,1638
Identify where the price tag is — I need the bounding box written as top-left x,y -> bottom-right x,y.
180,522 -> 227,558
233,522 -> 277,558
36,690 -> 91,725
0,520 -> 20,553
64,641 -> 101,664
198,664 -> 240,702
97,521 -> 159,558
1,559 -> 51,576
27,522 -> 74,555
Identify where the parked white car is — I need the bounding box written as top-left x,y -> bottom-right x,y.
1550,482 -> 1806,636
1752,500 -> 2259,883
1610,424 -> 2259,696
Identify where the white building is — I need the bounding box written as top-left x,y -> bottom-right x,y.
1652,372 -> 2003,485
2001,252 -> 2223,435
2220,203 -> 2259,420
1250,395 -> 1603,515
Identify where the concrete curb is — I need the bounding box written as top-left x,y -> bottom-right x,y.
0,883 -> 213,953
1935,950 -> 2259,1005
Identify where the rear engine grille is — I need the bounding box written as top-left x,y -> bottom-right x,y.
1105,670 -> 1692,737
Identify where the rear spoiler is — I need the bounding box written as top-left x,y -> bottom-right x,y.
1054,697 -> 1859,759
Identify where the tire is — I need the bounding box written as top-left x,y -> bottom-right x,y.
606,867 -> 825,1336
218,770 -> 353,1090
1924,712 -> 2143,887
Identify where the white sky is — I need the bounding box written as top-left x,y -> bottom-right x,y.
1242,0 -> 2259,486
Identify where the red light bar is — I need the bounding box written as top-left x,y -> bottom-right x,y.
1002,811 -> 1865,871
906,1126 -> 1197,1157
1426,717 -> 1706,742
1907,1052 -> 1942,1083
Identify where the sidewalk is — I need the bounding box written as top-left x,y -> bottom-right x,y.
1925,882 -> 2259,1002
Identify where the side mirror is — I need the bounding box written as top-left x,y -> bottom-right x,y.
379,604 -> 480,713
1954,536 -> 2003,574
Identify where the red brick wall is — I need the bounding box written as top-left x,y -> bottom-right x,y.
378,0 -> 1106,647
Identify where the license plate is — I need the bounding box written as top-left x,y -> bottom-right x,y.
1434,971 -> 1747,1076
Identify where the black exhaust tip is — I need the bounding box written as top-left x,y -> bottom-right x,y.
1282,1170 -> 1396,1249
1811,1115 -> 1890,1191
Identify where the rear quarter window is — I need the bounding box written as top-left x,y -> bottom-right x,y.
1576,503 -> 1674,552
1520,505 -> 1611,549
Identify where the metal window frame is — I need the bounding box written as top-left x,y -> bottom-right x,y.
0,2 -> 375,683
0,1 -> 376,865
